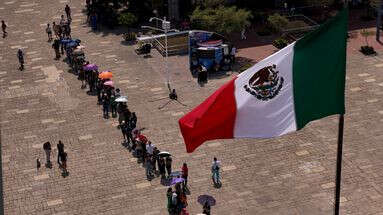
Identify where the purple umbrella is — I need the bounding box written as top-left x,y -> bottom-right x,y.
83,64 -> 98,71
170,177 -> 184,186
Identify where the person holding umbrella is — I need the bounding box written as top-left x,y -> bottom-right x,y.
158,156 -> 166,179
165,156 -> 172,178
203,201 -> 211,215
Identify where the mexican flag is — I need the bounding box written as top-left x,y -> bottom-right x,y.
179,8 -> 348,153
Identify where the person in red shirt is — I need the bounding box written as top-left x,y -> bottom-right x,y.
181,163 -> 188,188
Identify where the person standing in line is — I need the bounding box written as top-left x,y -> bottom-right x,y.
52,39 -> 61,59
36,158 -> 41,171
65,4 -> 71,19
102,93 -> 110,118
46,23 -> 52,42
110,95 -> 117,117
181,163 -> 188,188
60,15 -> 66,26
1,20 -> 7,38
146,141 -> 154,156
57,140 -> 65,165
159,157 -> 166,179
43,141 -> 52,168
145,155 -> 153,180
152,147 -> 160,174
115,88 -> 121,97
165,156 -> 172,177
167,187 -> 173,214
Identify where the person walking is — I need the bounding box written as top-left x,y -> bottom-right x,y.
57,140 -> 65,165
181,163 -> 188,188
17,49 -> 24,71
65,4 -> 71,19
43,142 -> 52,168
165,156 -> 172,177
52,39 -> 61,59
2,20 -> 8,38
46,23 -> 53,42
230,46 -> 236,64
241,28 -> 246,40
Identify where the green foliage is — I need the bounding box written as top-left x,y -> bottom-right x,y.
301,0 -> 335,6
201,0 -> 226,8
118,12 -> 137,27
190,6 -> 252,35
256,26 -> 272,36
273,38 -> 288,49
267,13 -> 289,33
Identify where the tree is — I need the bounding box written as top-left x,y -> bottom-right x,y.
201,0 -> 226,8
190,6 -> 252,35
118,12 -> 138,30
267,13 -> 289,33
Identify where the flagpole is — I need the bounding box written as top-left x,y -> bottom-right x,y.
334,114 -> 344,215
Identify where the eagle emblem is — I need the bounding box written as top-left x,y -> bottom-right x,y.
244,64 -> 284,101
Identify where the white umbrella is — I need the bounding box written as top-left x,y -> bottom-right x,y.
115,96 -> 128,102
159,151 -> 171,157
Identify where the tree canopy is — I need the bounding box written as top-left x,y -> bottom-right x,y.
190,6 -> 252,35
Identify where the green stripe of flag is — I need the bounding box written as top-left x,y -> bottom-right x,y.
293,8 -> 348,130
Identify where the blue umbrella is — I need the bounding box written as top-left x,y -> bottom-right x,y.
170,177 -> 184,186
67,41 -> 78,48
60,39 -> 72,44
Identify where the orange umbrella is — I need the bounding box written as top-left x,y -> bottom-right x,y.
99,71 -> 113,79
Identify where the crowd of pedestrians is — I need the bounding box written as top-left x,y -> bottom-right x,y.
0,2 -> 222,213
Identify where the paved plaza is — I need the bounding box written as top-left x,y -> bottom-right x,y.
1,1 -> 383,214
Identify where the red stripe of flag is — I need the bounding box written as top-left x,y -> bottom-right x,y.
179,78 -> 237,153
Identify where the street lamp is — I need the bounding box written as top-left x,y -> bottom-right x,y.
149,17 -> 171,90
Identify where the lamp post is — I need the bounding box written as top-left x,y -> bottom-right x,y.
146,17 -> 175,90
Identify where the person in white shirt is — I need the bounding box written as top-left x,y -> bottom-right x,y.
146,141 -> 154,155
230,46 -> 236,64
241,28 -> 246,40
